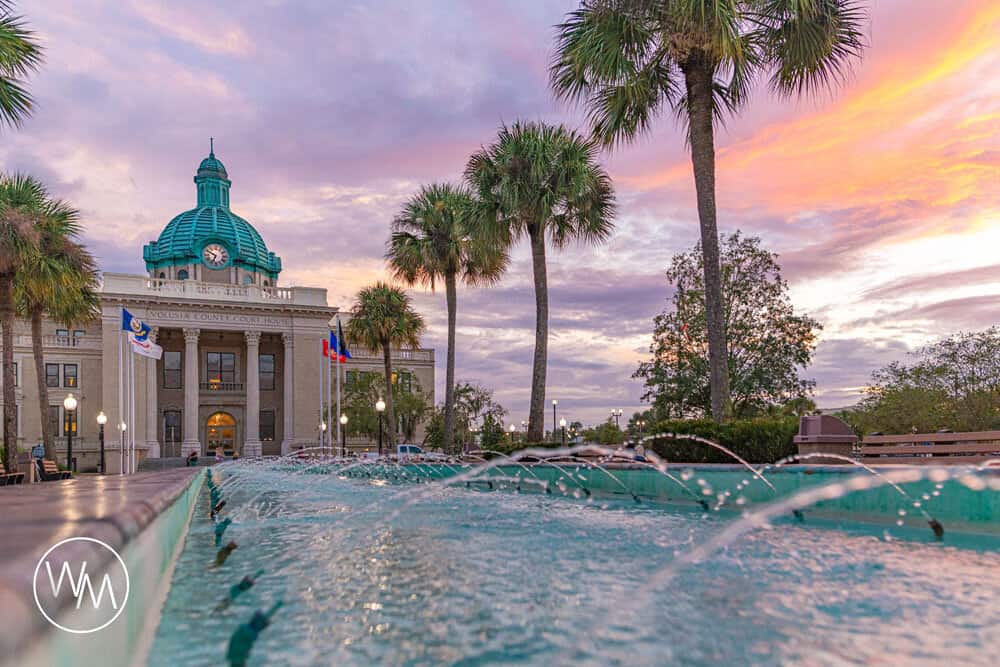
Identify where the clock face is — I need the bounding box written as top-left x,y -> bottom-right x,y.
202,243 -> 229,269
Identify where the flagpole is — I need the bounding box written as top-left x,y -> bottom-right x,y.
127,345 -> 134,474
118,315 -> 124,476
319,340 -> 324,450
327,332 -> 333,454
335,318 -> 342,453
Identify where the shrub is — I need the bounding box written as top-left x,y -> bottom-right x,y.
646,417 -> 798,464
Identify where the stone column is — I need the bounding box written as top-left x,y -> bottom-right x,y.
145,327 -> 160,458
244,330 -> 262,457
281,332 -> 294,455
181,328 -> 200,456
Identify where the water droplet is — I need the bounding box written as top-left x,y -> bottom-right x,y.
912,501 -> 921,508
702,488 -> 713,496
681,469 -> 694,481
932,491 -> 940,497
896,519 -> 904,526
921,494 -> 930,500
934,483 -> 944,490
697,478 -> 707,487
898,509 -> 907,517
735,496 -> 747,506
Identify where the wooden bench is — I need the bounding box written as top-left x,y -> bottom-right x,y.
0,462 -> 25,485
37,458 -> 72,481
860,431 -> 1000,465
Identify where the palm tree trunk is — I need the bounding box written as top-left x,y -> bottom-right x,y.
442,271 -> 457,454
30,307 -> 55,461
0,274 -> 18,472
381,341 -> 396,449
683,53 -> 730,423
527,227 -> 548,442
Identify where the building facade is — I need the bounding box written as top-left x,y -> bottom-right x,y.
0,148 -> 434,472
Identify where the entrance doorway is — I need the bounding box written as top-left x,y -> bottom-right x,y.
206,412 -> 237,456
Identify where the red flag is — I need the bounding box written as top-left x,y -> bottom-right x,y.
322,339 -> 329,357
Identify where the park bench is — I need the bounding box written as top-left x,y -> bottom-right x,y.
860,431 -> 1000,465
36,458 -> 72,481
0,462 -> 25,486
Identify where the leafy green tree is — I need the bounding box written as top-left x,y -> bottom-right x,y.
466,121 -> 615,441
388,184 -> 506,454
855,328 -> 1000,433
635,232 -> 820,419
0,2 -> 42,128
583,419 -> 625,445
16,198 -> 99,461
424,382 -> 508,453
0,173 -> 45,471
551,0 -> 867,421
345,283 -> 426,448
343,371 -> 430,445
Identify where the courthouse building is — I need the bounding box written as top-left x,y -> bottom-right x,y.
0,148 -> 434,471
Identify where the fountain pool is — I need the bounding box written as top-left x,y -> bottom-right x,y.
149,461 -> 1000,666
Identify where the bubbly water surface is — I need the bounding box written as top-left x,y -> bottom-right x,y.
149,465 -> 1000,666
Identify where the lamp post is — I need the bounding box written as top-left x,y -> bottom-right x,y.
611,408 -> 623,428
319,420 -> 327,455
339,414 -> 348,457
636,419 -> 645,444
96,411 -> 107,474
508,423 -> 516,444
559,417 -> 567,446
63,393 -> 77,472
552,399 -> 558,439
119,420 -> 127,475
376,398 -> 386,456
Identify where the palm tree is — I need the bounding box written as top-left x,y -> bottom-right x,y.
0,2 -> 43,128
0,173 -> 44,472
551,0 -> 866,421
16,198 -> 99,462
466,121 -> 615,442
345,283 -> 426,450
387,183 -> 507,454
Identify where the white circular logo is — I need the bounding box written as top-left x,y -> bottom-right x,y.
32,537 -> 130,634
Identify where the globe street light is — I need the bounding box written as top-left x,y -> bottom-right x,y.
63,393 -> 78,473
636,418 -> 646,444
375,398 -> 386,456
96,411 -> 108,474
559,417 -> 567,446
508,423 -> 516,444
552,399 -> 558,438
339,414 -> 348,457
118,420 -> 127,476
319,420 -> 327,454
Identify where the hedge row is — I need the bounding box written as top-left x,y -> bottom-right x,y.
645,417 -> 798,464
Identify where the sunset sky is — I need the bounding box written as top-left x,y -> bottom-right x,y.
4,0 -> 998,425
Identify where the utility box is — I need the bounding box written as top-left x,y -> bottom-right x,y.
793,415 -> 858,464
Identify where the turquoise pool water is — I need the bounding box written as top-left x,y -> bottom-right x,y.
150,462 -> 1000,666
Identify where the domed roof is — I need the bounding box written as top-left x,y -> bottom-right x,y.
143,145 -> 281,278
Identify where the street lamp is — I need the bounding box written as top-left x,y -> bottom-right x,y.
552,399 -> 558,438
375,398 -> 386,456
63,393 -> 77,472
636,418 -> 646,443
508,423 -> 516,444
611,408 -> 623,428
319,420 -> 327,454
96,411 -> 107,474
559,417 -> 567,446
339,414 -> 348,457
118,420 -> 127,476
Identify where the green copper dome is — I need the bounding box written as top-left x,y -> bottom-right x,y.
143,145 -> 282,279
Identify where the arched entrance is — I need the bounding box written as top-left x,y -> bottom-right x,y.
206,412 -> 237,456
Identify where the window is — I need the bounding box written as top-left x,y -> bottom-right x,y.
63,364 -> 78,388
177,269 -> 189,280
398,371 -> 413,393
206,352 -> 236,384
259,354 -> 275,390
56,328 -> 69,338
47,405 -> 60,439
163,410 -> 181,444
159,272 -> 166,280
63,408 -> 77,436
260,410 -> 275,441
73,329 -> 85,338
243,275 -> 253,285
346,370 -> 358,386
163,351 -> 182,389
45,363 -> 59,388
